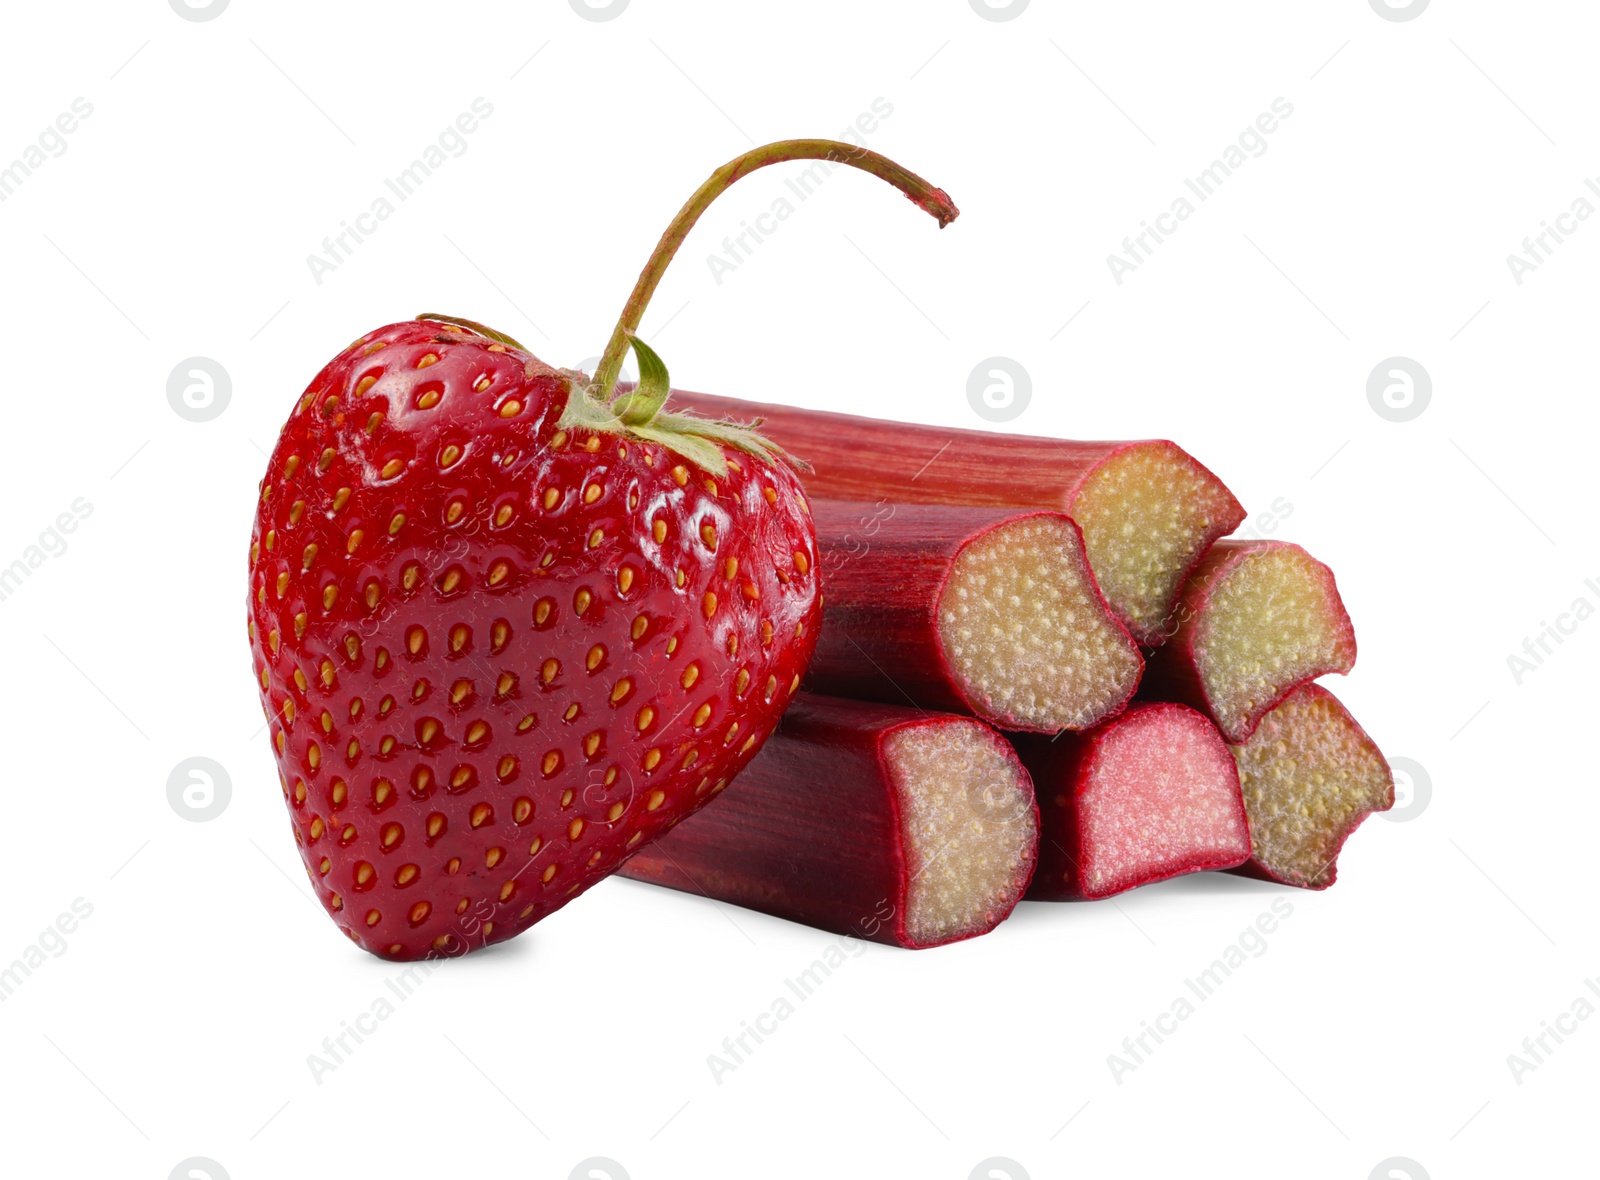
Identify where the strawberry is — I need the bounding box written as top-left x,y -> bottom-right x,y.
248,317 -> 820,958
245,140 -> 957,959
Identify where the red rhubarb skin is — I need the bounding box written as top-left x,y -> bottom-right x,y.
670,389 -> 1176,508
805,500 -> 1140,733
1014,702 -> 1250,900
618,695 -> 1040,949
666,389 -> 1245,643
1228,683 -> 1394,890
1139,539 -> 1358,743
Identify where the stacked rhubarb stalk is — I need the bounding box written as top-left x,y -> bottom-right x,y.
620,394 -> 1393,945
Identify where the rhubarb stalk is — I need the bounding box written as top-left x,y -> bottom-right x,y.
806,500 -> 1143,733
618,695 -> 1039,949
1141,539 -> 1357,742
1014,703 -> 1251,900
666,390 -> 1246,645
1229,683 -> 1394,889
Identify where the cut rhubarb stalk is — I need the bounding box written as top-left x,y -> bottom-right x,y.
1229,684 -> 1393,889
806,501 -> 1143,733
1014,703 -> 1250,900
665,390 -> 1245,645
1141,539 -> 1357,743
618,695 -> 1039,949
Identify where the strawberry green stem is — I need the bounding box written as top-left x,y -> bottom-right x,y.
590,138 -> 959,403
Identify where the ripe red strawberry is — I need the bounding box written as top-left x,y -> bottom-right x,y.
245,140 -> 957,959
247,317 -> 822,958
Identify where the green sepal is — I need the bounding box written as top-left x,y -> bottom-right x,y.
611,335 -> 672,426
555,385 -> 625,433
628,423 -> 730,477
415,313 -> 527,350
648,412 -> 799,468
555,334 -> 800,477
553,387 -> 727,477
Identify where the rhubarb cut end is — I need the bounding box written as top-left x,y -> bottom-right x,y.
936,515 -> 1142,732
884,721 -> 1038,947
1072,442 -> 1245,644
1074,704 -> 1251,898
1197,544 -> 1356,742
1231,685 -> 1393,889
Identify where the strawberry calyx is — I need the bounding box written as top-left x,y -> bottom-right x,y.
559,334 -> 788,477
413,314 -> 790,478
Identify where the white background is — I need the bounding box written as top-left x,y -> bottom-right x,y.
0,2 -> 1591,1177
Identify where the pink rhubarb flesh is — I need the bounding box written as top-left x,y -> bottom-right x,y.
1230,684 -> 1394,889
618,695 -> 1039,948
1143,539 -> 1357,743
666,390 -> 1245,645
807,502 -> 1143,733
1016,703 -> 1250,900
